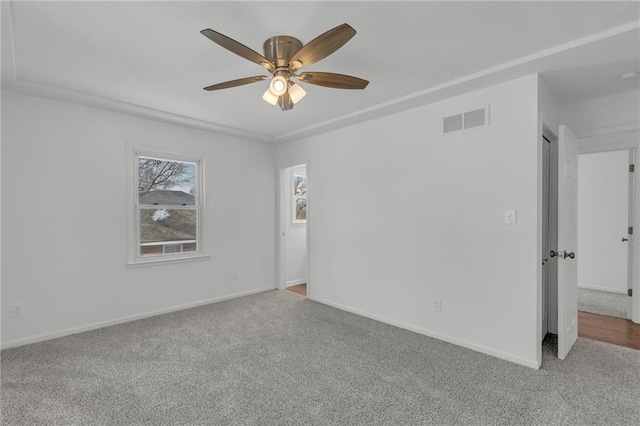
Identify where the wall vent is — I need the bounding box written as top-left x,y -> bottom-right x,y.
442,105 -> 490,134
443,114 -> 463,133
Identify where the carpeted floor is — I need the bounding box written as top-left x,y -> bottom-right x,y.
578,287 -> 627,319
2,290 -> 639,425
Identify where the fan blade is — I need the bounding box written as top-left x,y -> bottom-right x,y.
290,24 -> 356,70
297,72 -> 369,89
203,75 -> 268,91
201,29 -> 274,72
278,92 -> 294,111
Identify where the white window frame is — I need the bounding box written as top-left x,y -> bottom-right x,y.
127,147 -> 208,267
292,171 -> 307,224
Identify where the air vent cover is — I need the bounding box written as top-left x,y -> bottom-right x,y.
443,114 -> 463,133
443,105 -> 489,134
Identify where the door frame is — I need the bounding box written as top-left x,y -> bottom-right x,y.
539,128 -> 640,364
541,134 -> 551,342
545,127 -> 559,333
538,117 -> 558,365
577,132 -> 638,323
628,149 -> 635,321
276,162 -> 311,294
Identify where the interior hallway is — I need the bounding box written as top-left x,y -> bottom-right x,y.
578,311 -> 640,350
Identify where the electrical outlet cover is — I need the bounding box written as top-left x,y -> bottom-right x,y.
11,304 -> 23,318
504,210 -> 516,225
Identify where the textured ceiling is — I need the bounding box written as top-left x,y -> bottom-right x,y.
2,1 -> 639,143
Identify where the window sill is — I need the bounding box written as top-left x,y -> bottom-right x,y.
126,253 -> 211,268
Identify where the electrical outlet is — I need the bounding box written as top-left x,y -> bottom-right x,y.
11,304 -> 23,318
228,270 -> 239,281
433,299 -> 442,313
504,210 -> 516,225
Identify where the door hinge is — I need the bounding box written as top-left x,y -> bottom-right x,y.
629,289 -> 633,297
629,226 -> 634,235
630,164 -> 635,173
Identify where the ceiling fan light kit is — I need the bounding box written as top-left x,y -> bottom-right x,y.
288,82 -> 307,104
262,88 -> 279,105
269,74 -> 288,96
201,24 -> 369,111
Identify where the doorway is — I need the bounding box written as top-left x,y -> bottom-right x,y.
577,149 -> 632,320
541,125 -> 640,359
279,164 -> 308,296
574,148 -> 639,350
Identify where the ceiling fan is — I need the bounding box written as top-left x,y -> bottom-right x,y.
201,23 -> 369,111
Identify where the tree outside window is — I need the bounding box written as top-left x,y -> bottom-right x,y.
293,173 -> 307,223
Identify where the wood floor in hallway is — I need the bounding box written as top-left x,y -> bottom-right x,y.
286,283 -> 307,296
578,311 -> 640,350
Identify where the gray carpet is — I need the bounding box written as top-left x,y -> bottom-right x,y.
2,290 -> 639,425
578,287 -> 628,319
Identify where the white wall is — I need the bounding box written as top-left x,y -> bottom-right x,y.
277,75 -> 541,368
284,164 -> 307,286
1,91 -> 276,347
538,76 -> 560,134
578,150 -> 629,293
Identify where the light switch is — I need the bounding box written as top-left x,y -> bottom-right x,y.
504,210 -> 516,225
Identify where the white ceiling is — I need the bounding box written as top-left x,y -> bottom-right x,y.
2,1 -> 639,143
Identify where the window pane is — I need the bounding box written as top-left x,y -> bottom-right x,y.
293,175 -> 307,197
295,198 -> 307,221
139,208 -> 197,257
138,157 -> 196,205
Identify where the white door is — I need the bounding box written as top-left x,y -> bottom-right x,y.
557,125 -> 579,360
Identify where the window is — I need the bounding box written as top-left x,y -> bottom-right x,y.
292,171 -> 307,223
129,150 -> 204,264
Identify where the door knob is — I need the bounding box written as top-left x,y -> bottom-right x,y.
622,237 -> 629,242
564,251 -> 575,259
549,250 -> 558,258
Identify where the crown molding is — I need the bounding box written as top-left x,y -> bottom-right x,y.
1,1 -> 273,143
273,20 -> 640,143
2,79 -> 274,143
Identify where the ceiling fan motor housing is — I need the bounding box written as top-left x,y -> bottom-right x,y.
263,36 -> 303,68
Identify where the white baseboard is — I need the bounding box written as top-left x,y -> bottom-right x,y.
285,279 -> 307,287
307,296 -> 540,370
1,286 -> 276,350
578,283 -> 627,294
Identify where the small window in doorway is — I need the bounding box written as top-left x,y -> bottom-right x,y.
292,167 -> 307,223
